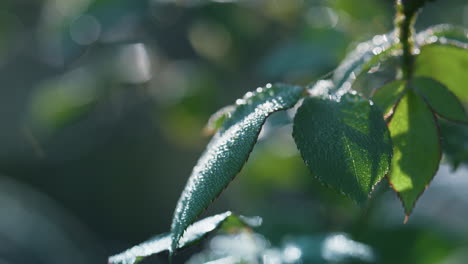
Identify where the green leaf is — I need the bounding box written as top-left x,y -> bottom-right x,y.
413,77 -> 468,123
332,33 -> 397,96
204,105 -> 236,135
371,80 -> 406,118
387,89 -> 441,215
416,24 -> 468,49
293,93 -> 392,203
440,120 -> 468,170
414,45 -> 468,104
170,83 -> 304,253
109,212 -> 261,264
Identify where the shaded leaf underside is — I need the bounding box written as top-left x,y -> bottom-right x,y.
413,77 -> 468,123
414,45 -> 468,105
371,80 -> 406,119
439,120 -> 468,169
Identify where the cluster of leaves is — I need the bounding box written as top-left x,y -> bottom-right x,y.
110,1 -> 468,263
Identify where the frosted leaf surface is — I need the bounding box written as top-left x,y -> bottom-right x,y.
332,32 -> 397,97
416,24 -> 468,50
170,83 -> 304,253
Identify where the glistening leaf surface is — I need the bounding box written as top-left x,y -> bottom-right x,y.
293,94 -> 392,203
414,45 -> 468,104
387,90 -> 441,215
332,32 -> 397,96
413,77 -> 468,123
170,84 -> 304,253
416,24 -> 468,49
371,80 -> 406,118
109,212 -> 261,264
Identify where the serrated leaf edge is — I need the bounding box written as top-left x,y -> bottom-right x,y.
412,77 -> 468,125
386,91 -> 442,218
292,96 -> 392,204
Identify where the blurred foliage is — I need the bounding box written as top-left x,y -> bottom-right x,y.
109,211 -> 262,264
0,0 -> 468,263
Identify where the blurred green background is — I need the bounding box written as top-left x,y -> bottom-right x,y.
0,0 -> 468,263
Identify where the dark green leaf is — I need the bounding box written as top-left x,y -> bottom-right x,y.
414,45 -> 468,104
413,77 -> 468,123
387,90 -> 441,215
371,80 -> 406,118
440,120 -> 468,170
109,212 -> 261,264
170,84 -> 304,253
293,94 -> 392,203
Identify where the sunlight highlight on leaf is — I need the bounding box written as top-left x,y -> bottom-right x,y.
387,89 -> 441,215
416,24 -> 468,50
332,32 -> 398,97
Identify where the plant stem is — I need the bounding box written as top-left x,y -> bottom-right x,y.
395,0 -> 419,80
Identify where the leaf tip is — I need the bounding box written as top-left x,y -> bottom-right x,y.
404,215 -> 409,224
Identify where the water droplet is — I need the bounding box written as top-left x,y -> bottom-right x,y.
236,99 -> 246,105
372,47 -> 382,55
357,43 -> 370,53
372,34 -> 387,46
438,37 -> 448,44
428,35 -> 438,43
413,47 -> 421,55
256,87 -> 263,93
266,83 -> 273,89
243,92 -> 254,99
